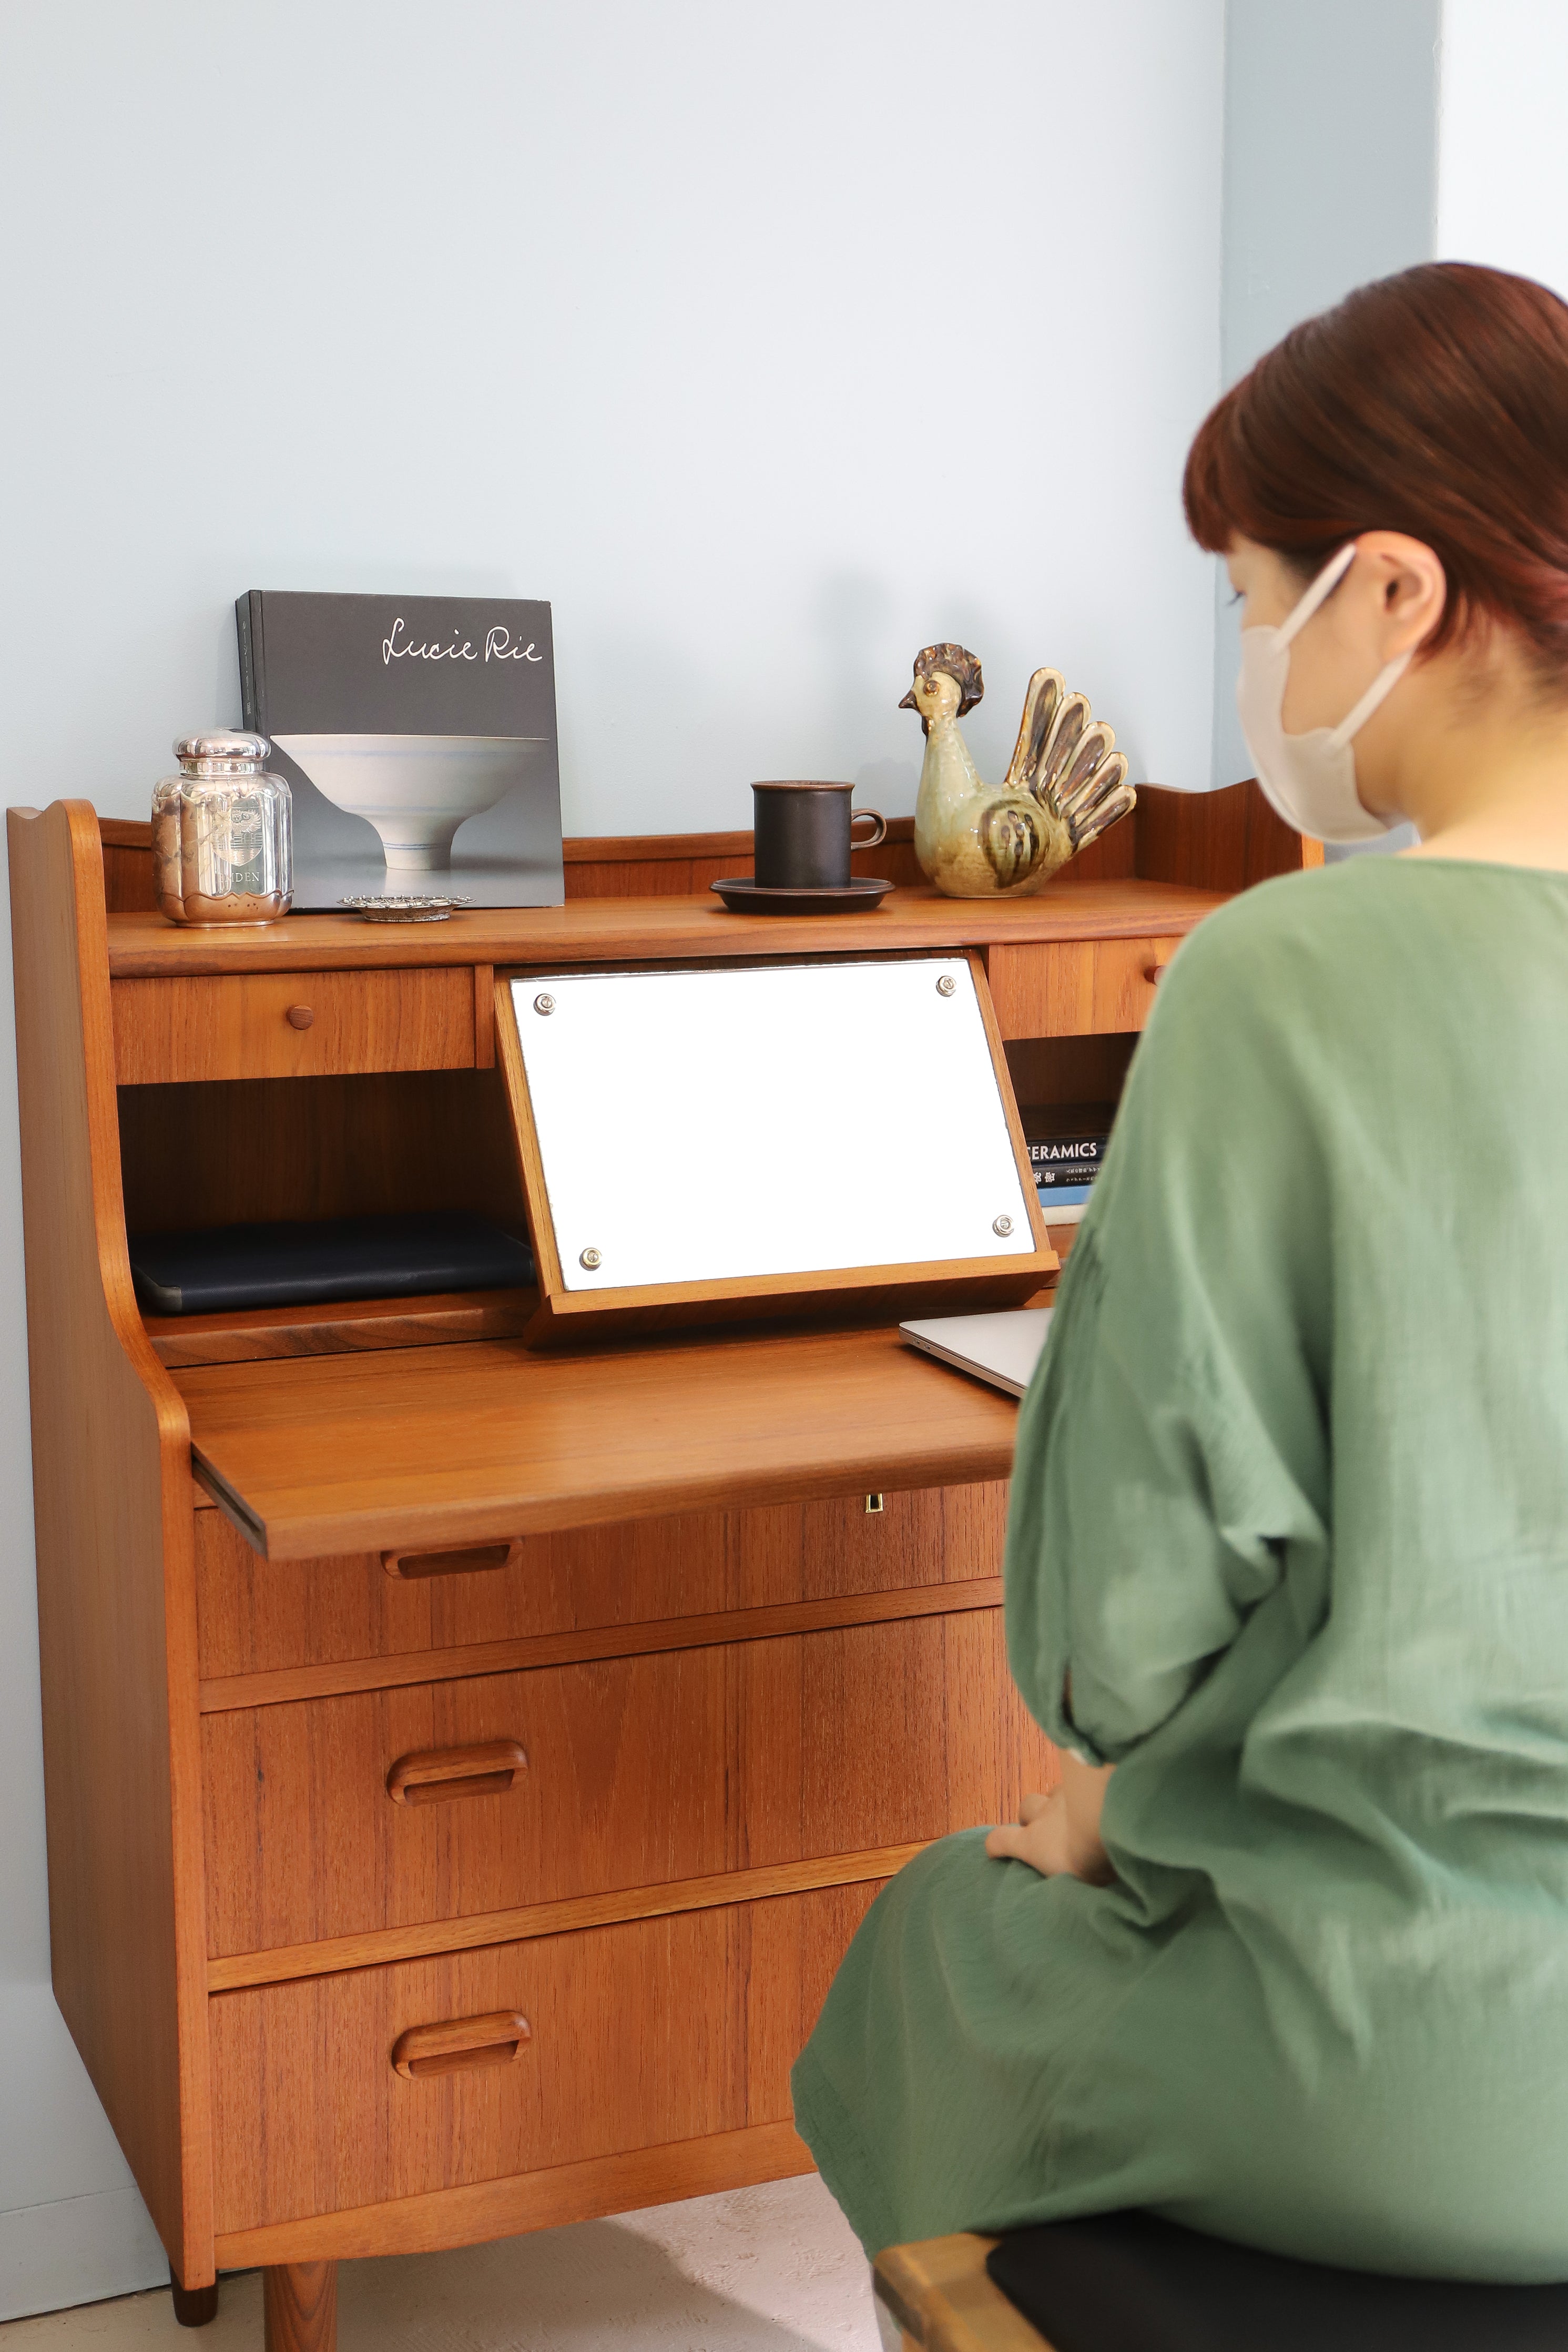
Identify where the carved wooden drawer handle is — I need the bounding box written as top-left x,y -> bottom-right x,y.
392,2010 -> 531,2080
382,1537 -> 524,1580
286,1004 -> 314,1030
386,1738 -> 528,1806
1142,956 -> 1173,985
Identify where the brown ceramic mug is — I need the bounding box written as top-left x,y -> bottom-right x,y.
751,782 -> 888,890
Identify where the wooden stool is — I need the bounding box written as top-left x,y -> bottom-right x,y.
875,2213 -> 1568,2351
874,2236 -> 1041,2351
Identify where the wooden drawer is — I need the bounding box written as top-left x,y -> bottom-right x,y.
209,1880 -> 878,2233
195,1482 -> 1008,1684
201,1610 -> 1054,1961
987,935 -> 1183,1039
111,967 -> 476,1083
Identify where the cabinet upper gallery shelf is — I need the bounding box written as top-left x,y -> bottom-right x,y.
103,879 -> 1227,978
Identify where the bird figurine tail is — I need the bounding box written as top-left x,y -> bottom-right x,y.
1003,667 -> 1137,859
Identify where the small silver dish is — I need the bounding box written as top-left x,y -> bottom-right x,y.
338,894 -> 473,924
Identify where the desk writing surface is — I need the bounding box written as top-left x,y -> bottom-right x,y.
175,1324 -> 1020,1560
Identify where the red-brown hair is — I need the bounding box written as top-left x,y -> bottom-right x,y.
1184,262 -> 1568,675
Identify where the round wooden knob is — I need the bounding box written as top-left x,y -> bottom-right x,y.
286,1005 -> 314,1030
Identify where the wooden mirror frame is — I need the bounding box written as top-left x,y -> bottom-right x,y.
495,947 -> 1057,1346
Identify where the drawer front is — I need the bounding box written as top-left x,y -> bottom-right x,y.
987,935 -> 1183,1039
112,968 -> 476,1083
195,1482 -> 1008,1681
210,1880 -> 879,2232
202,1609 -> 1054,1958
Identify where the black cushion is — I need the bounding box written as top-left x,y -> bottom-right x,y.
127,1212 -> 533,1316
987,2212 -> 1568,2352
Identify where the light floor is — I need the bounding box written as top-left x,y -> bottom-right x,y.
0,2177 -> 880,2352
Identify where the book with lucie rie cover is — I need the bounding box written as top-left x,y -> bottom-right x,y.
236,591 -> 565,910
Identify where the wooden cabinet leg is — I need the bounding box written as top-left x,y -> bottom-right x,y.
263,2262 -> 337,2352
170,2275 -> 219,2327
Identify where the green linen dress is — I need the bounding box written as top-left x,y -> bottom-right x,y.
791,857 -> 1568,2280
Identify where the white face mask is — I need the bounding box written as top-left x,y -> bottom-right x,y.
1235,541 -> 1413,844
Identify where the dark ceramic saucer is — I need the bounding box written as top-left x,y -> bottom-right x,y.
709,877 -> 894,915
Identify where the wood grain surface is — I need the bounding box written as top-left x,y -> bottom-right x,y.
472,964 -> 495,1067
199,1578 -> 1004,1716
177,1327 -> 1021,1559
201,1609 -> 1053,1961
262,2260 -> 337,2352
208,1881 -> 882,2233
105,878 -> 1227,978
8,803 -> 216,2286
145,1288 -> 539,1369
97,782 -> 1307,947
112,968 -> 476,1084
391,2012 -> 531,2080
1134,774 -> 1322,893
118,1067 -> 529,1238
208,1842 -> 933,1992
214,2117 -> 815,2268
564,816 -> 926,898
1002,1032 -> 1137,1113
98,815 -> 924,916
877,2235 -> 1048,2352
193,1479 -> 1006,1680
987,934 -> 1184,1040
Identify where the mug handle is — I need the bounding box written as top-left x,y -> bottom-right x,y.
851,806 -> 888,850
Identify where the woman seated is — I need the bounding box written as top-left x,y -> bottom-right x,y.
792,260 -> 1568,2283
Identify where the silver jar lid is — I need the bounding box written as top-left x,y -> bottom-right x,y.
174,730 -> 271,774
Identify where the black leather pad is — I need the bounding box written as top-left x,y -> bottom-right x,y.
987,2211 -> 1568,2351
128,1212 -> 533,1315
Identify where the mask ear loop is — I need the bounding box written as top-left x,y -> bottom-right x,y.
1327,646 -> 1414,750
1274,537 -> 1415,746
1276,541 -> 1359,648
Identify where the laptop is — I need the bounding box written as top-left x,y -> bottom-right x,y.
899,1307 -> 1054,1400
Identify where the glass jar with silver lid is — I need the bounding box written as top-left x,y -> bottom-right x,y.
151,732 -> 292,924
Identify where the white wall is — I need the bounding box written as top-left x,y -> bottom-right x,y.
1209,0 -> 1442,785
1439,0 -> 1568,292
0,0 -> 1227,2316
3,2 -> 1227,832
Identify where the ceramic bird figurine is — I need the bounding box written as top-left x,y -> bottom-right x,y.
900,643 -> 1136,898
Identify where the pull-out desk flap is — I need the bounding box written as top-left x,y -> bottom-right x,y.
175,1325 -> 1019,1560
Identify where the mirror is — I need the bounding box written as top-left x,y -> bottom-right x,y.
508,955 -> 1038,1294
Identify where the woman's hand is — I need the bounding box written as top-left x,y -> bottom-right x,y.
985,1755 -> 1115,1883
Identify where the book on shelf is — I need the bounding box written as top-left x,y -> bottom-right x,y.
1024,1103 -> 1108,1184
1029,1138 -> 1105,1175
1022,1102 -> 1110,1224
1030,1143 -> 1106,1195
237,589 -> 565,912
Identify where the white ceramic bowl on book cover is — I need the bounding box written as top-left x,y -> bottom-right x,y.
272,733 -> 530,873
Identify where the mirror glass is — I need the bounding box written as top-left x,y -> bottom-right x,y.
511,956 -> 1036,1291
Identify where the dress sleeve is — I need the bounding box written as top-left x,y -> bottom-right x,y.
1003,898 -> 1337,1765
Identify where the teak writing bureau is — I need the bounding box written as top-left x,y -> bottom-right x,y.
8,787 -> 1314,2349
